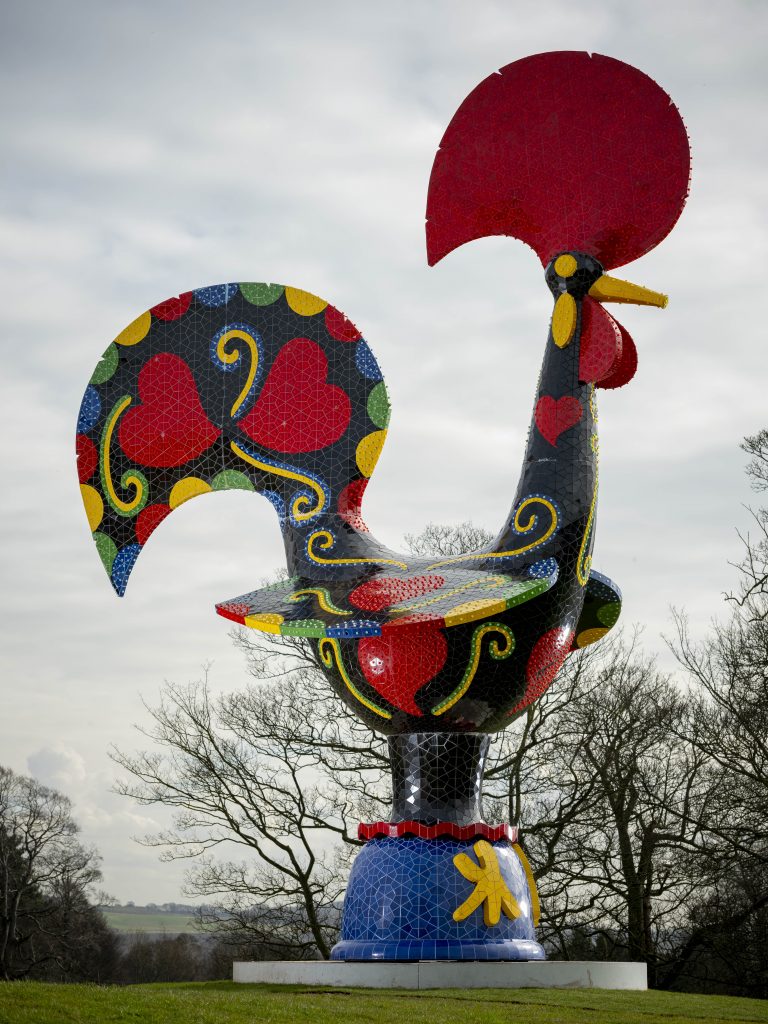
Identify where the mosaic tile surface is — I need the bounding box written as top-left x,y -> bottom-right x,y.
75,51 -> 691,961
332,836 -> 543,961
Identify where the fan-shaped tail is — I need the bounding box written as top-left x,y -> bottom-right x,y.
76,283 -> 390,594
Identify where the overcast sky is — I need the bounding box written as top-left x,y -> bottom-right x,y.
1,0 -> 766,904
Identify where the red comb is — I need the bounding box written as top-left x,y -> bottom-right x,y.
426,52 -> 691,270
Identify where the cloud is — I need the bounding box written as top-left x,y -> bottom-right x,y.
1,0 -> 766,902
27,746 -> 87,791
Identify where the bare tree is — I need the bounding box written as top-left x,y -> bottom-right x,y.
655,433 -> 768,994
665,607 -> 768,991
111,659 -> 391,959
0,766 -> 110,981
116,932 -> 213,984
481,633 -> 720,985
404,521 -> 494,558
728,429 -> 768,614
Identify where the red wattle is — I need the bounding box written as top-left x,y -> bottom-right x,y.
579,298 -> 621,384
596,315 -> 638,390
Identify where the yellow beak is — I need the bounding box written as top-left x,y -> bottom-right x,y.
588,274 -> 668,309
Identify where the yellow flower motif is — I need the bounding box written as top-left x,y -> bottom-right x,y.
452,840 -> 520,927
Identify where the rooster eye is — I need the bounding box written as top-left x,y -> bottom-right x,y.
554,254 -> 578,278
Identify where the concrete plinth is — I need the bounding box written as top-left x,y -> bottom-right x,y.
233,959 -> 647,990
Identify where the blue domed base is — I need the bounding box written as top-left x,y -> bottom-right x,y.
331,836 -> 546,962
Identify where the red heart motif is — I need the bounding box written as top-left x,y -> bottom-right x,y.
349,574 -> 446,612
238,337 -> 351,453
509,626 -> 574,716
119,353 -> 220,467
535,395 -> 583,447
357,625 -> 447,716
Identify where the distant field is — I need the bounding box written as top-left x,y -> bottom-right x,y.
1,981 -> 767,1024
102,910 -> 198,934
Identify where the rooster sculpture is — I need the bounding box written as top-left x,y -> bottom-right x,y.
76,52 -> 690,962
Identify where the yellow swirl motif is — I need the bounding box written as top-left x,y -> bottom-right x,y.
289,588 -> 351,616
216,328 -> 260,418
319,638 -> 392,720
307,530 -> 408,571
432,622 -> 514,715
100,397 -> 148,516
426,497 -> 558,570
231,441 -> 326,521
576,469 -> 598,587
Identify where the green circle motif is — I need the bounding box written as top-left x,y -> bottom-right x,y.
90,344 -> 119,385
93,532 -> 118,574
239,283 -> 285,306
367,382 -> 391,429
211,470 -> 256,492
597,602 -> 621,628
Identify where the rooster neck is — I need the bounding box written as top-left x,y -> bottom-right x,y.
488,295 -> 598,580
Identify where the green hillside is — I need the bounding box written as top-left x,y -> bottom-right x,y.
1,981 -> 767,1024
102,909 -> 198,934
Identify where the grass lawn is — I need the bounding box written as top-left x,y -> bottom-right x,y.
1,981 -> 767,1024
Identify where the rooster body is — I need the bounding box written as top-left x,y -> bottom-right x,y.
77,259 -> 626,732
76,51 -> 690,733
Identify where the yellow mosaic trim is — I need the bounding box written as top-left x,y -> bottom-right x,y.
81,484 -> 103,531
574,626 -> 609,649
512,842 -> 540,926
243,612 -> 284,635
426,497 -> 557,570
442,598 -> 509,627
307,530 -> 408,571
115,310 -> 151,347
284,287 -> 327,316
577,389 -> 599,587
